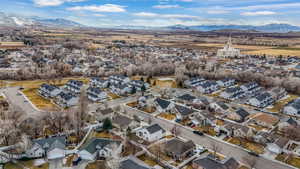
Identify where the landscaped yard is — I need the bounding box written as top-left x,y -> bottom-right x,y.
107,92 -> 121,99
267,94 -> 299,113
225,137 -> 265,154
157,113 -> 176,120
4,160 -> 49,169
194,126 -> 216,136
138,154 -> 159,167
276,154 -> 300,168
22,88 -> 58,111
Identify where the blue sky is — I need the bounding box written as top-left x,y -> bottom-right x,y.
1,0 -> 300,27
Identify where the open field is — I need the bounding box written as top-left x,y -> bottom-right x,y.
22,88 -> 58,111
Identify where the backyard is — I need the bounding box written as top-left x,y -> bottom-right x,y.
225,137 -> 265,154
276,153 -> 300,168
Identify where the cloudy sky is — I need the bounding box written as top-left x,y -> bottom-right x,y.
1,0 -> 300,27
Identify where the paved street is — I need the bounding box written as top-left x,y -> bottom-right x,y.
123,105 -> 293,169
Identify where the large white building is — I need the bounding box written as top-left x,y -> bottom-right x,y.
217,37 -> 240,58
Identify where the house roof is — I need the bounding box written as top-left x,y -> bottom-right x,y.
98,108 -> 114,116
87,87 -> 104,94
164,138 -> 195,156
112,114 -> 133,128
193,155 -> 239,169
58,92 -> 76,101
175,104 -> 195,116
216,101 -> 229,110
33,136 -> 66,150
274,137 -> 289,148
280,117 -> 298,126
154,98 -> 171,109
235,108 -> 250,119
120,156 -> 151,169
145,124 -> 165,134
80,138 -> 121,154
255,92 -> 271,102
177,94 -> 196,101
41,83 -> 58,92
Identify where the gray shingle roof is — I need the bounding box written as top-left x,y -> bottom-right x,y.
155,98 -> 171,109
80,138 -> 121,154
145,124 -> 165,134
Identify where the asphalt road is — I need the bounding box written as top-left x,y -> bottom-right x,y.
123,105 -> 293,169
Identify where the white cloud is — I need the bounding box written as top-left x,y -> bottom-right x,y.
236,2 -> 300,10
67,4 -> 126,12
93,14 -> 105,17
241,11 -> 277,16
153,5 -> 180,9
133,12 -> 198,19
33,0 -> 86,7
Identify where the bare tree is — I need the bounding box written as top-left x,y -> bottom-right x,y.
210,142 -> 222,159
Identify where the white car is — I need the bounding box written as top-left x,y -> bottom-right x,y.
193,145 -> 207,155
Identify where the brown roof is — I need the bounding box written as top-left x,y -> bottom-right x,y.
164,138 -> 195,156
275,137 -> 289,148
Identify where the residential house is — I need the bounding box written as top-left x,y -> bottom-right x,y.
112,114 -> 138,131
78,138 -> 122,161
154,98 -> 174,113
164,138 -> 195,161
55,92 -> 79,108
192,155 -> 239,169
278,117 -> 298,131
38,83 -> 61,98
95,108 -> 114,121
267,137 -> 289,155
129,80 -> 150,91
26,136 -> 66,160
87,87 -> 108,102
177,93 -> 197,104
173,104 -> 196,120
248,92 -> 274,108
90,77 -> 109,88
269,87 -> 287,101
184,77 -> 206,88
209,101 -> 230,114
240,82 -> 260,94
227,108 -> 250,122
249,113 -> 279,128
220,87 -> 244,100
217,78 -> 236,88
65,80 -> 84,94
110,83 -> 132,95
218,122 -> 253,138
196,81 -> 219,94
136,124 -> 166,142
283,98 -> 300,117
120,156 -> 153,169
109,75 -> 130,85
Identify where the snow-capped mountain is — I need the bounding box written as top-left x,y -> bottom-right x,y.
0,12 -> 84,28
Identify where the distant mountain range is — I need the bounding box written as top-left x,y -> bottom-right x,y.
0,12 -> 83,28
1,11 -> 300,33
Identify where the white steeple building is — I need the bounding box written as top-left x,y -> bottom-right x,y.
217,36 -> 240,58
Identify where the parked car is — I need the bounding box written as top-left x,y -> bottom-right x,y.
193,130 -> 204,136
248,151 -> 259,157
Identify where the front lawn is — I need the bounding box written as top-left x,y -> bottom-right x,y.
226,137 -> 265,154
85,160 -> 106,169
22,88 -> 58,111
194,126 -> 216,136
138,154 -> 159,167
276,154 -> 300,168
157,113 -> 176,121
107,92 -> 121,99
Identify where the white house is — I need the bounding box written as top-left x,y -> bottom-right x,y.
209,101 -> 230,114
136,124 -> 166,142
87,87 -> 108,102
64,80 -> 84,94
283,98 -> 300,117
217,78 -> 235,88
184,77 -> 206,88
110,83 -> 132,96
196,81 -> 219,94
38,83 -> 61,98
267,137 -> 289,155
220,86 -> 244,100
26,136 -> 66,160
129,80 -> 150,91
78,138 -> 122,161
55,92 -> 79,108
154,98 -> 174,113
248,92 -> 274,108
90,77 -> 109,88
109,75 -> 130,85
240,82 -> 260,94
